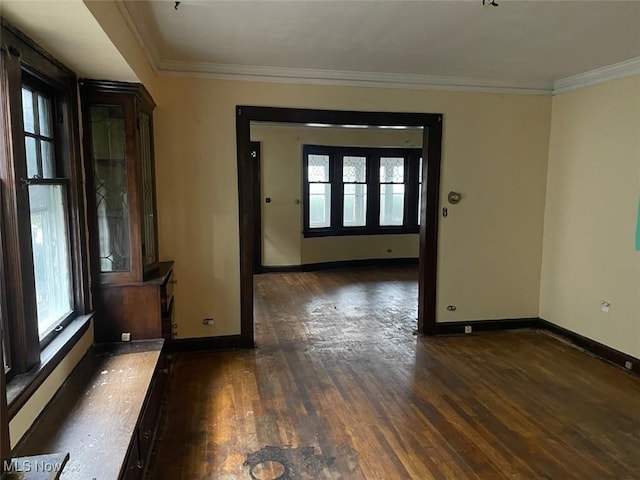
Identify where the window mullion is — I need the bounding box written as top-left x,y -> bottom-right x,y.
331,151 -> 341,231
368,154 -> 380,230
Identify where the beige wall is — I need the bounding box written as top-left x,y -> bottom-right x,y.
251,125 -> 422,266
540,75 -> 640,358
9,324 -> 94,447
152,78 -> 551,338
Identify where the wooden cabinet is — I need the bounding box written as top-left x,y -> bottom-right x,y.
94,261 -> 174,343
80,80 -> 173,343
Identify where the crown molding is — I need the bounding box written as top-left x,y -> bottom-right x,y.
115,0 -> 161,75
553,57 -> 640,94
157,60 -> 552,95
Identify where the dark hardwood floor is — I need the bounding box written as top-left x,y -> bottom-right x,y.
149,266 -> 640,479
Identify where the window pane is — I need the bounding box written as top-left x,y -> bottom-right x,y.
380,157 -> 404,183
380,184 -> 405,226
343,156 -> 366,182
25,136 -> 39,178
343,183 -> 367,227
308,154 -> 329,182
41,140 -> 55,178
22,87 -> 35,134
309,183 -> 331,228
29,184 -> 73,338
90,106 -> 131,272
37,94 -> 53,138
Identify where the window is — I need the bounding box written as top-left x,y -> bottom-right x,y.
22,83 -> 74,340
1,23 -> 89,378
303,145 -> 422,236
307,154 -> 331,228
342,156 -> 367,227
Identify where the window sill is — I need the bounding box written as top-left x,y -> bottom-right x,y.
303,227 -> 419,238
6,313 -> 93,419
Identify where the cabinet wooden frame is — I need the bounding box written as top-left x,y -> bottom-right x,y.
79,80 -> 159,285
0,19 -> 89,377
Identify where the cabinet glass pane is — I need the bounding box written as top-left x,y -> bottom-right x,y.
90,105 -> 130,272
139,112 -> 156,267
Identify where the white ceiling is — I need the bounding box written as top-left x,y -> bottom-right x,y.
120,0 -> 640,93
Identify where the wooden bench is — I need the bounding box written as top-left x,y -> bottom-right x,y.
12,340 -> 166,480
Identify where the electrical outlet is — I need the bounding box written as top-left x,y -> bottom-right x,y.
625,361 -> 633,370
202,318 -> 215,326
121,332 -> 131,342
447,305 -> 457,311
464,325 -> 472,334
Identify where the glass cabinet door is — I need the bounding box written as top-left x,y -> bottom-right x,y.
89,105 -> 130,273
139,112 -> 157,267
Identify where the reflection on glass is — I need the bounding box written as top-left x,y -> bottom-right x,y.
38,95 -> 52,137
22,88 -> 35,133
90,105 -> 130,272
28,185 -> 73,338
25,136 -> 38,178
139,112 -> 156,267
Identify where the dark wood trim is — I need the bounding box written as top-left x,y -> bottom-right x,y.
170,335 -> 244,353
434,317 -> 640,376
259,257 -> 419,274
435,318 -> 540,335
6,314 -> 92,419
418,119 -> 442,336
0,19 -> 75,88
0,39 -> 40,372
1,329 -> 10,469
237,106 -> 443,347
539,319 -> 640,375
77,79 -> 156,108
251,142 -> 262,273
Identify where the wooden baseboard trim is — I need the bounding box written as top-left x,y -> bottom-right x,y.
259,257 -> 418,274
436,317 -> 639,375
435,318 -> 539,335
170,335 -> 247,353
258,265 -> 303,273
538,319 -> 640,375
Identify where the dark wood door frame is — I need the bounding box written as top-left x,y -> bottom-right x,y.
236,106 -> 443,347
250,142 -> 262,273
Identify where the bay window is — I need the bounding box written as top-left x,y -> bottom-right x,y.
303,145 -> 422,236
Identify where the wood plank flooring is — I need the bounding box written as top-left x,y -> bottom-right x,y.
148,266 -> 640,479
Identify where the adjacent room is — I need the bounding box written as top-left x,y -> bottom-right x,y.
0,1 -> 639,479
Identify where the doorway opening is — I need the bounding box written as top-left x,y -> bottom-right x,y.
236,107 -> 442,347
